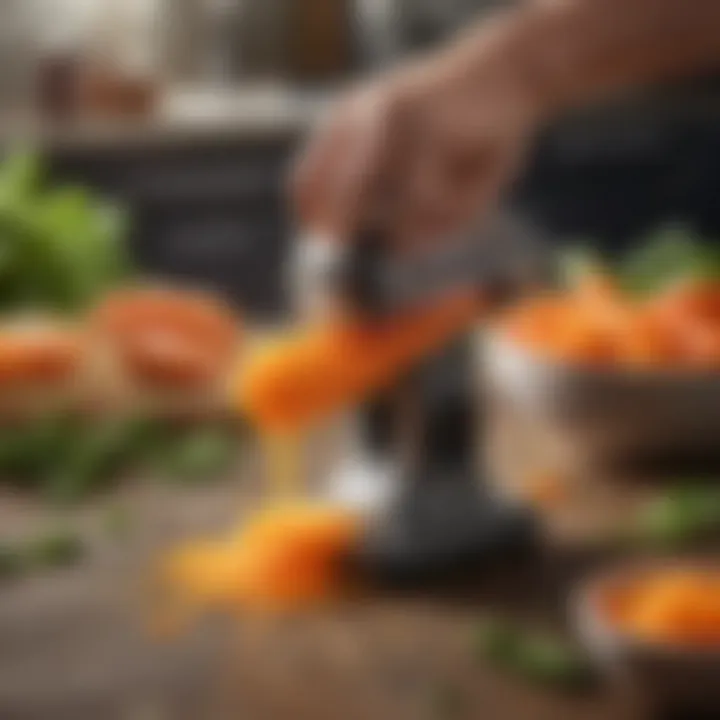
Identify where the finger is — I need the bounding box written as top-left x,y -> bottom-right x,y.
326,89 -> 410,242
290,113 -> 352,234
468,139 -> 527,217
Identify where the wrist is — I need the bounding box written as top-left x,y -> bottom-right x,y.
457,4 -> 576,127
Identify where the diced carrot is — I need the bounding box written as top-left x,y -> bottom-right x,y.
601,568 -> 720,648
500,277 -> 720,369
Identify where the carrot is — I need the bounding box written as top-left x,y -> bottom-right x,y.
237,293 -> 478,431
163,503 -> 361,612
602,569 -> 720,647
501,277 -> 720,369
0,325 -> 82,387
91,287 -> 241,389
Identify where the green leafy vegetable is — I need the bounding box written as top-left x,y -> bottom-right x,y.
630,486 -> 720,549
0,150 -> 132,314
0,414 -> 79,486
44,417 -> 151,504
149,425 -> 239,484
558,224 -> 720,297
474,618 -> 593,691
0,414 -> 241,504
620,225 -> 720,295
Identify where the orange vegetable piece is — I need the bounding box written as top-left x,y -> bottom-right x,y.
602,568 -> 720,648
164,504 -> 361,612
0,325 -> 82,387
91,287 -> 241,388
237,292 -> 478,431
500,276 -> 720,369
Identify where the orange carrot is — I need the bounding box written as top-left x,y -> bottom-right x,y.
601,568 -> 720,647
163,503 -> 361,612
500,277 -> 720,369
237,293 -> 478,431
91,287 -> 241,389
0,326 -> 82,387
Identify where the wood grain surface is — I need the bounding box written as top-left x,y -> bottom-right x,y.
0,443 -> 650,720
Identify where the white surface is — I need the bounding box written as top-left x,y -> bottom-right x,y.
327,457 -> 400,512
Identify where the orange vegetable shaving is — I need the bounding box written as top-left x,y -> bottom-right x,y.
163,504 -> 361,613
237,292 -> 478,431
601,568 -> 720,648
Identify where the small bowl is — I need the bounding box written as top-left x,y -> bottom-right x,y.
483,330 -> 720,473
573,560 -> 720,713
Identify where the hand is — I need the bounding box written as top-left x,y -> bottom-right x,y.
292,38 -> 545,249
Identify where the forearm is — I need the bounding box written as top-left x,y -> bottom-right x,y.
454,0 -> 720,121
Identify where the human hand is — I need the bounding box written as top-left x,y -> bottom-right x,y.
292,37 -> 545,249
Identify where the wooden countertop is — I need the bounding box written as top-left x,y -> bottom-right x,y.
0,440 -> 650,720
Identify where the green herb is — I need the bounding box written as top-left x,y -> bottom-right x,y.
474,618 -> 593,691
0,543 -> 24,578
474,617 -> 521,665
44,417 -> 149,504
619,225 -> 720,295
631,486 -> 720,549
558,224 -> 720,298
25,528 -> 84,569
150,425 -> 239,484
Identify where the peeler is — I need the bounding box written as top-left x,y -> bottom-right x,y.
294,211 -> 550,585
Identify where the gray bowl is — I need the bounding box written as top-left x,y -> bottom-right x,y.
483,331 -> 720,473
573,560 -> 720,714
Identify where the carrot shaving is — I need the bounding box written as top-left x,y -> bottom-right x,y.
162,504 -> 362,614
237,292 -> 478,432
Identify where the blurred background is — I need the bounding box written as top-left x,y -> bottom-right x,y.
1,0 -> 719,323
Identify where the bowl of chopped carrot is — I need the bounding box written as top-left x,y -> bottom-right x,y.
484,231 -> 720,471
574,560 -> 720,712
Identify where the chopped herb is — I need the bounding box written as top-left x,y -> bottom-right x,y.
150,425 -> 239,484
26,529 -> 84,569
474,617 -> 594,692
0,543 -> 24,578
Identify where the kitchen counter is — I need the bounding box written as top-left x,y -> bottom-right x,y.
0,444 -> 658,720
